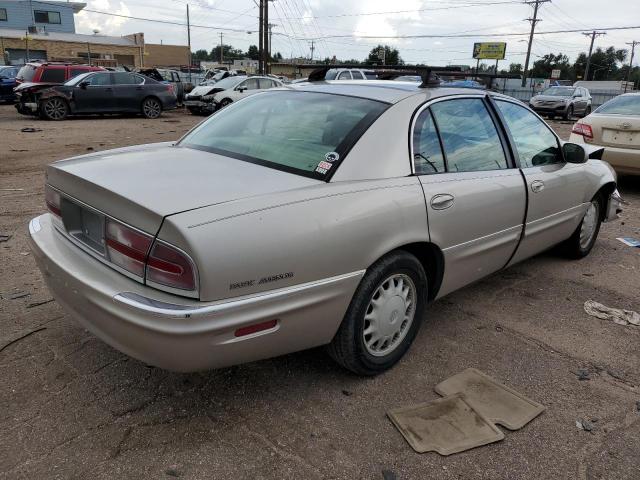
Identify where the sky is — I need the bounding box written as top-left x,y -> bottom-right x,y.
75,0 -> 640,68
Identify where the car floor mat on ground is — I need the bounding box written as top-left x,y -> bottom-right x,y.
434,368 -> 546,430
387,393 -> 505,455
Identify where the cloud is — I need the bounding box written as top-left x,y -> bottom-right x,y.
353,0 -> 424,44
76,0 -> 131,36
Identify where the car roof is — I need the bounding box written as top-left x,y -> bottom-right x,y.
289,80 -> 496,104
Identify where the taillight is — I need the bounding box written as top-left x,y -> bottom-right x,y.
105,218 -> 152,277
572,123 -> 593,139
167,84 -> 175,94
45,185 -> 61,217
147,241 -> 197,291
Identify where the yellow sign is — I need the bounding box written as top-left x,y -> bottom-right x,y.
472,42 -> 507,60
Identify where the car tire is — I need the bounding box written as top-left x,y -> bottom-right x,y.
141,97 -> 162,119
583,105 -> 592,117
40,97 -> 69,121
563,105 -> 574,121
561,194 -> 603,259
219,98 -> 232,109
327,251 -> 428,376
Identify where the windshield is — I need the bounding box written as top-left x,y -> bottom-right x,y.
64,72 -> 94,86
541,87 -> 574,97
211,76 -> 245,90
595,95 -> 640,115
16,65 -> 37,82
179,91 -> 388,179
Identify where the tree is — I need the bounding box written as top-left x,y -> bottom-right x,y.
210,44 -> 245,62
365,45 -> 403,65
193,49 -> 210,61
246,45 -> 259,60
508,63 -> 523,74
530,53 -> 572,79
272,52 -> 283,61
573,46 -> 627,80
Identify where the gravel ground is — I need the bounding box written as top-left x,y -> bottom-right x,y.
1,104 -> 639,480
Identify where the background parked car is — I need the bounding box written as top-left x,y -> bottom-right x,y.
15,62 -> 104,85
0,65 -> 21,103
184,75 -> 282,115
138,68 -> 190,103
529,86 -> 592,120
570,92 -> 640,175
440,79 -> 485,89
16,71 -> 177,120
324,68 -> 377,80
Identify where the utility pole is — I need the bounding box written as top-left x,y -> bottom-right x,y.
522,0 -> 550,87
624,40 -> 638,93
258,0 -> 264,74
309,40 -> 315,62
263,0 -> 269,74
582,31 -> 606,81
219,32 -> 224,64
186,4 -> 192,83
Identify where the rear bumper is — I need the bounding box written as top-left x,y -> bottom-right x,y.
569,134 -> 640,175
28,214 -> 361,372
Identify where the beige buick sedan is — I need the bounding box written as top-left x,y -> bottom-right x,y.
570,92 -> 640,175
29,78 -> 621,375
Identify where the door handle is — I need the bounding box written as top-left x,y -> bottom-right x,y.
105,88 -> 113,92
530,180 -> 545,193
430,194 -> 455,210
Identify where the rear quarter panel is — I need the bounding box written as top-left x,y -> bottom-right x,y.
158,177 -> 429,302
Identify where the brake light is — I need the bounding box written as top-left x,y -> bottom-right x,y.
105,218 -> 152,277
572,123 -> 593,139
45,185 -> 61,217
167,84 -> 175,94
147,241 -> 197,291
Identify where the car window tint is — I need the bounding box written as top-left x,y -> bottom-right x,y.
337,71 -> 351,80
113,72 -> 139,84
241,78 -> 260,90
351,71 -> 365,80
69,68 -> 88,79
496,100 -> 562,168
87,73 -> 112,86
257,78 -> 273,89
181,91 -> 387,179
412,108 -> 445,174
430,98 -> 508,172
595,95 -> 640,115
40,68 -> 65,83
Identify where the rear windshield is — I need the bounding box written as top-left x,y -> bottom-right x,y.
179,91 -> 387,180
595,95 -> 640,115
16,65 -> 37,82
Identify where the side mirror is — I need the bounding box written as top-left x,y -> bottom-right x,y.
563,142 -> 588,164
237,86 -> 247,93
78,81 -> 90,89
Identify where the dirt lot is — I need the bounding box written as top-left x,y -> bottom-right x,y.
1,104 -> 639,480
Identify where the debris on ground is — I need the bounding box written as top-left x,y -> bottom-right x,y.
0,188 -> 24,192
382,470 -> 397,480
26,298 -> 54,309
0,234 -> 11,243
20,127 -> 42,133
9,291 -> 30,300
576,418 -> 595,432
165,465 -> 181,477
0,327 -> 46,353
616,237 -> 640,248
607,369 -> 625,381
342,389 -> 353,396
575,369 -> 591,381
584,300 -> 640,326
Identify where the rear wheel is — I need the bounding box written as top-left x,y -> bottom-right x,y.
142,97 -> 162,119
40,97 -> 69,120
563,105 -> 574,121
561,195 -> 602,259
327,251 -> 428,376
583,105 -> 592,117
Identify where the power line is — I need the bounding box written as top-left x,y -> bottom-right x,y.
582,30 -> 607,80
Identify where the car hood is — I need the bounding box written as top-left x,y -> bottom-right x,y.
14,81 -> 60,92
46,142 -> 320,233
188,85 -> 223,97
531,94 -> 570,102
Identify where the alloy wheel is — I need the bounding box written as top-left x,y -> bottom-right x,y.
579,201 -> 599,249
143,99 -> 161,118
44,98 -> 67,120
363,274 -> 417,357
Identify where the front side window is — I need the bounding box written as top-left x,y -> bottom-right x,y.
430,98 -> 508,172
180,91 -> 387,179
34,10 -> 61,24
352,71 -> 365,80
337,71 -> 352,80
40,68 -> 65,83
412,109 -> 445,174
595,95 -> 640,115
240,78 -> 260,90
496,100 -> 562,168
0,8 -> 7,21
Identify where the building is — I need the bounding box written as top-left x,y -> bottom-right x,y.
0,0 -> 189,67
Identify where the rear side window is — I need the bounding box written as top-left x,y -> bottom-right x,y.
430,98 -> 508,172
595,95 -> 640,115
351,71 -> 365,80
40,68 -> 66,83
496,100 -> 562,168
412,109 -> 445,174
113,72 -> 140,84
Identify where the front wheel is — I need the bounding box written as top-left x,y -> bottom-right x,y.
141,97 -> 162,119
583,105 -> 592,117
563,105 -> 574,121
561,196 -> 602,259
218,98 -> 232,109
40,97 -> 69,120
327,251 -> 428,376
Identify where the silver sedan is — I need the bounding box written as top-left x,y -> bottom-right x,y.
29,80 -> 621,375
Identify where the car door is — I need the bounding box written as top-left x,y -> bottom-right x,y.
493,98 -> 590,265
336,71 -> 352,80
111,72 -> 144,111
414,96 -> 527,297
73,72 -> 115,113
233,77 -> 260,100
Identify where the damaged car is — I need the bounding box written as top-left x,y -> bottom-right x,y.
15,71 -> 177,120
29,73 -> 621,376
184,75 -> 282,115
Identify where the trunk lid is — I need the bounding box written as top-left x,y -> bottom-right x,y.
47,142 -> 320,234
588,114 -> 640,150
